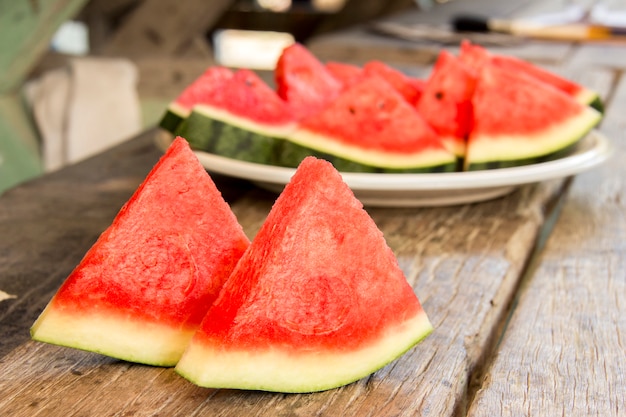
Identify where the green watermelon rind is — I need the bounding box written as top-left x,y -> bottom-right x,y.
575,88 -> 604,114
175,104 -> 297,165
283,128 -> 458,173
465,106 -> 601,171
175,311 -> 433,393
159,102 -> 190,134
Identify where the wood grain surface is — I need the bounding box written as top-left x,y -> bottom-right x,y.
1,1 -> 624,416
0,141 -> 561,416
467,45 -> 626,417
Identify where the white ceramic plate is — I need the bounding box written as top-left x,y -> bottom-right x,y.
155,130 -> 612,207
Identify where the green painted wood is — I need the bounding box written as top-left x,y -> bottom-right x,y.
0,93 -> 43,193
0,0 -> 88,93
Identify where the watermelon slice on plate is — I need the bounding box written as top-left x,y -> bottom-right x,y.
466,63 -> 602,170
416,50 -> 477,158
363,60 -> 425,105
175,69 -> 297,165
158,66 -> 234,134
325,61 -> 364,89
175,156 -> 433,393
281,75 -> 457,173
275,43 -> 343,119
31,137 -> 250,366
459,40 -> 603,112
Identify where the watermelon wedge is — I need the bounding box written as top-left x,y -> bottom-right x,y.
175,156 -> 433,393
325,61 -> 364,89
275,43 -> 343,119
158,66 -> 234,133
31,137 -> 250,366
459,40 -> 603,112
416,50 -> 477,158
363,60 -> 425,105
466,63 -> 602,170
280,75 -> 456,172
175,69 -> 297,165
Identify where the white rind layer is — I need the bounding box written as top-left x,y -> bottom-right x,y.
193,104 -> 297,138
31,304 -> 195,366
169,101 -> 191,118
466,106 -> 602,164
175,312 -> 433,393
288,128 -> 456,169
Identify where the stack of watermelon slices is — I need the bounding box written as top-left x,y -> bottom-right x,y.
157,41 -> 603,172
31,137 -> 433,393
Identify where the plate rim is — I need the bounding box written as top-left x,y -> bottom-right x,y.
157,130 -> 612,192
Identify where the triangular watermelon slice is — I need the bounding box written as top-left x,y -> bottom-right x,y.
416,50 -> 477,158
466,63 -> 602,170
158,66 -> 234,133
325,61 -> 364,89
363,60 -> 425,105
31,137 -> 250,366
175,69 -> 297,165
281,75 -> 456,172
459,40 -> 603,112
275,43 -> 343,119
175,156 -> 433,393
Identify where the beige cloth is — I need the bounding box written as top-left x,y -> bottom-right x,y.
25,57 -> 142,172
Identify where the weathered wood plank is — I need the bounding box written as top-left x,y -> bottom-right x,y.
0,168 -> 563,416
0,64 -> 615,417
307,0 -> 575,67
467,55 -> 626,416
101,0 -> 234,57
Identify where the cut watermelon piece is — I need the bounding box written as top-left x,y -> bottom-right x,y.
325,61 -> 364,89
176,156 -> 433,393
459,40 -> 603,112
416,50 -> 477,158
466,64 -> 602,170
275,43 -> 343,119
31,137 -> 250,366
281,75 -> 456,172
175,69 -> 297,165
158,67 -> 234,133
363,60 -> 425,105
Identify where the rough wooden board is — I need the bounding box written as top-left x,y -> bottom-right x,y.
568,43 -> 626,70
0,162 -> 564,416
0,0 -> 88,93
306,0 -> 573,69
1,23 -> 617,416
466,57 -> 626,416
133,56 -> 216,101
101,0 -> 234,57
307,30 -> 441,66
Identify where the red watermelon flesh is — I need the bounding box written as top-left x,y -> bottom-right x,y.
416,50 -> 477,157
363,60 -> 425,105
275,43 -> 343,119
325,61 -> 364,89
159,67 -> 235,133
299,75 -> 440,152
174,66 -> 234,112
467,63 -> 602,168
459,40 -> 600,108
194,68 -> 296,127
176,156 -> 433,393
31,137 -> 250,366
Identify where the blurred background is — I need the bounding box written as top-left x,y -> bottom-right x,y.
4,0 -> 622,193
1,0 -> 438,193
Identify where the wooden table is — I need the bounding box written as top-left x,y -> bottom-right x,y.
1,1 -> 625,415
